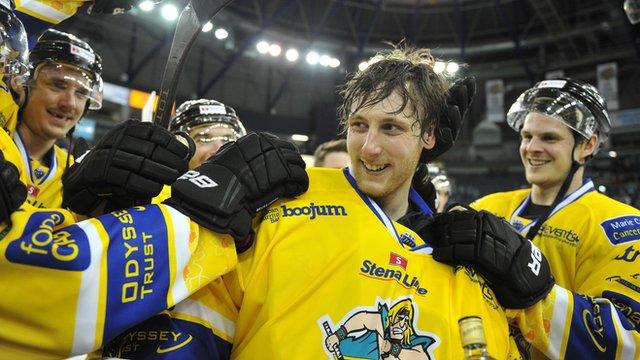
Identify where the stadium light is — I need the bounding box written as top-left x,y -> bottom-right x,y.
139,0 -> 155,11
161,4 -> 179,21
269,44 -> 282,57
306,51 -> 319,65
358,61 -> 369,71
291,134 -> 309,142
608,150 -> 618,158
285,48 -> 299,62
446,62 -> 459,74
329,58 -> 340,68
214,28 -> 229,40
434,61 -> 446,73
319,55 -> 331,67
202,21 -> 213,33
256,41 -> 270,54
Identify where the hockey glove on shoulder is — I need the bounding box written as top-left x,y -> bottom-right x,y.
418,207 -> 554,309
164,132 -> 309,249
421,76 -> 476,163
0,151 -> 26,223
62,120 -> 193,215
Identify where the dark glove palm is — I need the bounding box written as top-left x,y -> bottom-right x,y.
0,151 -> 27,223
421,76 -> 476,162
165,132 -> 309,248
62,120 -> 191,215
421,208 -> 554,309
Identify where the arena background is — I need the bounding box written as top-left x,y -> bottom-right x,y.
55,0 -> 640,207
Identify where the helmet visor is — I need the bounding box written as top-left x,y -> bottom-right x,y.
507,86 -> 598,141
0,10 -> 29,78
30,62 -> 103,110
187,123 -> 241,145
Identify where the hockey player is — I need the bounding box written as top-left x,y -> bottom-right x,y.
423,79 -> 640,358
102,47 -> 522,359
170,98 -> 247,170
6,29 -> 102,209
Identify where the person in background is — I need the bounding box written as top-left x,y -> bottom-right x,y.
313,138 -> 350,168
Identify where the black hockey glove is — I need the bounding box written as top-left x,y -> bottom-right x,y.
421,76 -> 476,163
62,120 -> 193,215
417,207 -> 554,309
0,151 -> 27,223
164,132 -> 309,250
411,163 -> 437,211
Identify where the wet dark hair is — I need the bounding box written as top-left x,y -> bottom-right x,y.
338,46 -> 450,137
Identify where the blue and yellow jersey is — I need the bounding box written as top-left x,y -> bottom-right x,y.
13,130 -> 71,209
103,168 -> 522,359
14,0 -> 84,47
0,77 -> 19,134
472,181 -> 640,359
0,127 -> 239,359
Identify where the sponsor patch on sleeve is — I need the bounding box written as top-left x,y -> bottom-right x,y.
600,215 -> 640,245
6,211 -> 90,271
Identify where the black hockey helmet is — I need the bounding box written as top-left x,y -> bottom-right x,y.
507,78 -> 611,153
28,29 -> 103,110
170,99 -> 247,140
0,3 -> 28,77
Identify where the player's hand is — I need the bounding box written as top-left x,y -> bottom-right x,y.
0,151 -> 27,223
62,120 -> 193,215
421,76 -> 475,162
88,0 -> 159,15
417,206 -> 554,309
165,132 -> 309,251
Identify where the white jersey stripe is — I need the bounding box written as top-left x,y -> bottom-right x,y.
173,298 -> 236,339
16,0 -> 70,22
547,285 -> 570,359
166,206 -> 191,303
605,301 -> 636,360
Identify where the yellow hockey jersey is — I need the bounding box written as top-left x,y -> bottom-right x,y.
103,168 -> 522,359
472,181 -> 640,359
14,0 -> 84,47
0,77 -> 18,133
13,129 -> 71,209
0,128 -> 239,359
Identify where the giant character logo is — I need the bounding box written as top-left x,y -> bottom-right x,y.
319,298 -> 439,359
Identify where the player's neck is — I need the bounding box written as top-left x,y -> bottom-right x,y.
17,123 -> 55,162
530,169 -> 585,206
374,181 -> 412,221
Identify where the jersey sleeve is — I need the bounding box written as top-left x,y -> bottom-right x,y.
14,0 -> 84,47
0,203 -> 237,359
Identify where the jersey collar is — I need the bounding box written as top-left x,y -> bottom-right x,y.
13,129 -> 57,186
343,167 -> 434,253
510,178 -> 596,235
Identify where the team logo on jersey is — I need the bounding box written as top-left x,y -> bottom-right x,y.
360,259 -> 427,296
600,215 -> 640,245
281,203 -> 347,220
319,298 -> 439,359
539,223 -> 580,246
603,291 -> 640,330
578,295 -> 607,352
455,266 -> 499,309
6,211 -> 90,270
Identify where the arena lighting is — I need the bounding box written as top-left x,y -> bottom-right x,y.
329,58 -> 340,68
139,0 -> 155,11
446,62 -> 460,74
269,44 -> 282,57
214,28 -> 229,40
256,41 -> 270,54
609,150 -> 618,158
202,21 -> 213,33
598,185 -> 607,193
161,3 -> 179,21
433,61 -> 446,73
285,48 -> 299,62
291,134 -> 309,142
319,55 -> 331,67
306,51 -> 319,65
358,61 -> 369,71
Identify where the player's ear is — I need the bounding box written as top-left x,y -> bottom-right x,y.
421,128 -> 435,150
577,134 -> 597,163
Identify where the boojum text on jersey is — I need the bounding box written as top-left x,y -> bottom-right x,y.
281,203 -> 347,219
